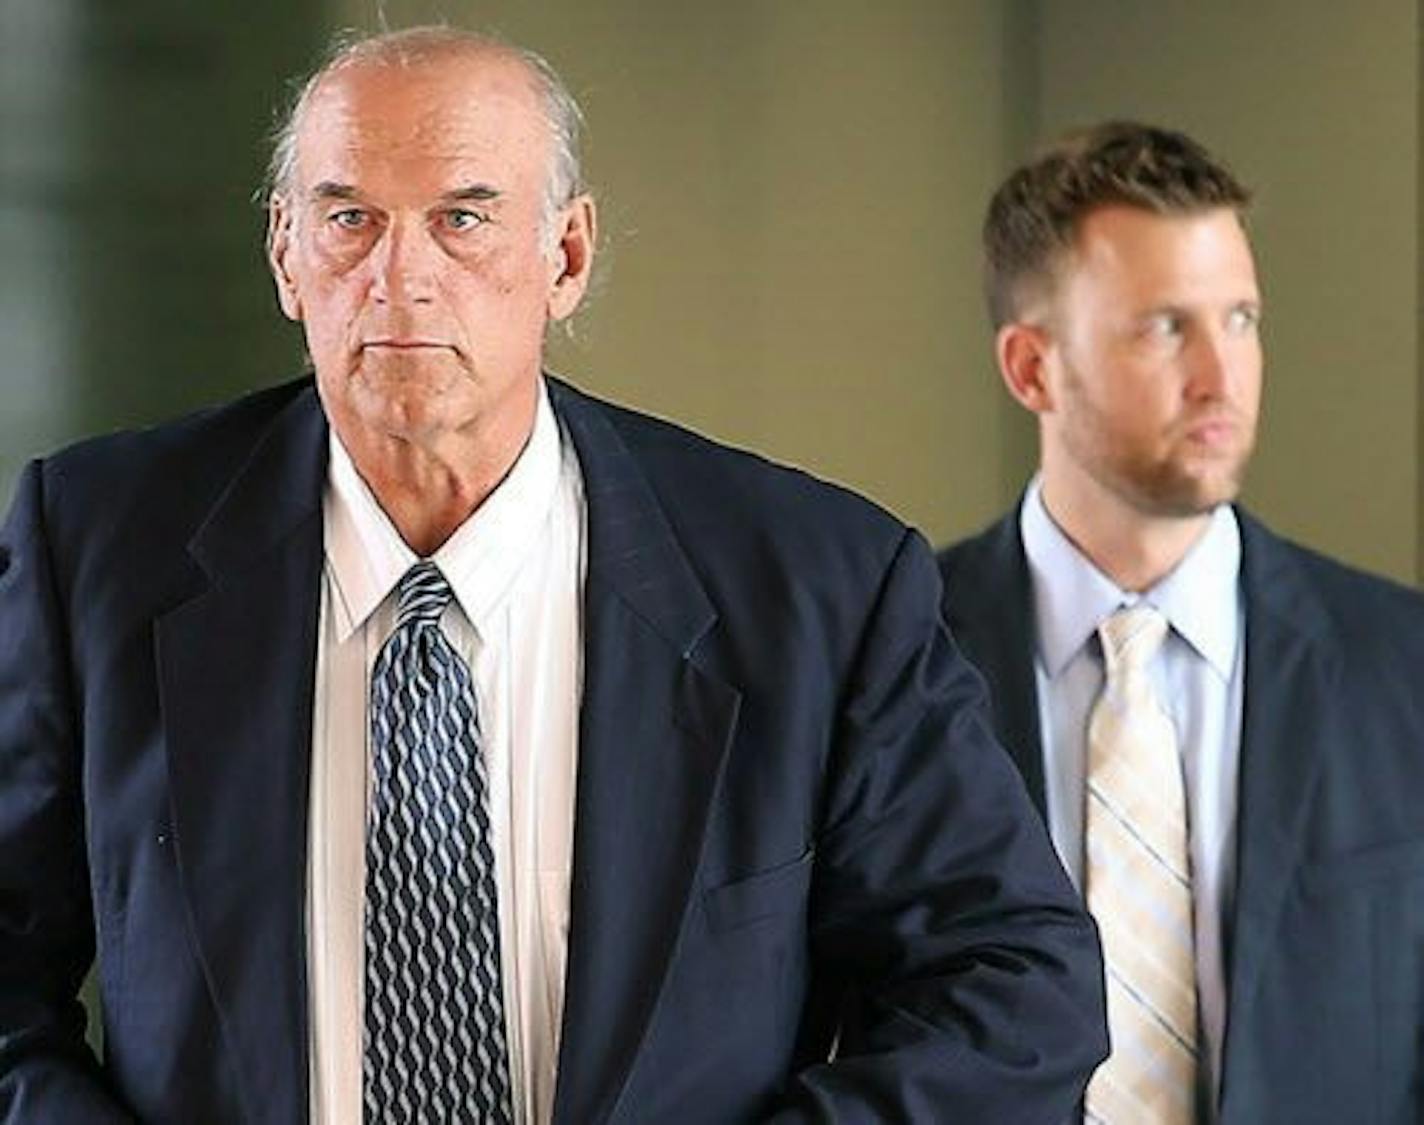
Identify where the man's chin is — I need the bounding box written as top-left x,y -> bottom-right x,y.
1136,468 -> 1246,520
322,369 -> 464,447
356,351 -> 463,389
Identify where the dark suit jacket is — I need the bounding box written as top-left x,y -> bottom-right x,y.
939,505 -> 1424,1124
0,378 -> 1105,1124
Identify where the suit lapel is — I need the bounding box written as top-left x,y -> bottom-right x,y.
1219,514 -> 1336,1110
941,508 -> 1047,814
547,381 -> 741,1125
155,386 -> 327,1124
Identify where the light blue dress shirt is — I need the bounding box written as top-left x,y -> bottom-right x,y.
1020,478 -> 1244,1119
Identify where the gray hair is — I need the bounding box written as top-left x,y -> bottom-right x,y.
263,25 -> 586,246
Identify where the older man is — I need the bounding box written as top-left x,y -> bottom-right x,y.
939,122 -> 1424,1123
0,27 -> 1104,1124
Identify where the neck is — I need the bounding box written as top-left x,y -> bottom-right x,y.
335,410 -> 535,557
1039,471 -> 1213,593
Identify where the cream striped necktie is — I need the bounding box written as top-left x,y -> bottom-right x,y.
1084,605 -> 1198,1124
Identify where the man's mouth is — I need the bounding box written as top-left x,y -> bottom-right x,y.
362,339 -> 451,350
1183,413 -> 1242,447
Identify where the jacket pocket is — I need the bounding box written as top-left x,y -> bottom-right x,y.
703,847 -> 814,934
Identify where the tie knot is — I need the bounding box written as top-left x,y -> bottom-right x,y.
395,561 -> 454,628
1098,604 -> 1168,678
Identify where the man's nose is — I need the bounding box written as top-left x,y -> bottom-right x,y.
1187,329 -> 1237,400
369,217 -> 437,305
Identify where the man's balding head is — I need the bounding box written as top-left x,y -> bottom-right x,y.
266,27 -> 585,244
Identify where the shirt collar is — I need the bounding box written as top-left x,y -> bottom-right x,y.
323,379 -> 565,642
1020,476 -> 1241,680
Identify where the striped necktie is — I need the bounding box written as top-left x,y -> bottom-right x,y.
364,560 -> 513,1122
1084,605 -> 1198,1124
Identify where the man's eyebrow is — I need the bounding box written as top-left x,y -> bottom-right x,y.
310,181 -> 359,200
446,184 -> 501,203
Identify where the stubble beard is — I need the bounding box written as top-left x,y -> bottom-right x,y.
1104,440 -> 1252,519
1058,377 -> 1255,521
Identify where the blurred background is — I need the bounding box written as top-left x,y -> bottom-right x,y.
1,0 -> 1418,582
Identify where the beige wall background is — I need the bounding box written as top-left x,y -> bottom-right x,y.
2,1 -> 1419,582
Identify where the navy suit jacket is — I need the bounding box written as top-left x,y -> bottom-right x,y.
0,379 -> 1105,1124
939,505 -> 1424,1124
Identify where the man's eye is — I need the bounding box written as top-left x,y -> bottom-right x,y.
329,209 -> 369,231
1227,306 -> 1261,333
1143,312 -> 1183,339
444,208 -> 488,232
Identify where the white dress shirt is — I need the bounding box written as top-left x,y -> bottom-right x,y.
1020,478 -> 1244,1120
307,382 -> 586,1125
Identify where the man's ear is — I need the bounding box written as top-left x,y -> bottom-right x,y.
547,193 -> 597,322
995,320 -> 1056,414
267,196 -> 303,323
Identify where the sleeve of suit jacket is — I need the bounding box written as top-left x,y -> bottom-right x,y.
0,462 -> 134,1122
769,529 -> 1107,1123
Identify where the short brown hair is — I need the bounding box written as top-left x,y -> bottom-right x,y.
983,121 -> 1251,328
